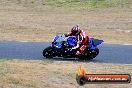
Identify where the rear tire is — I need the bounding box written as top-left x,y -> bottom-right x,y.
78,48 -> 99,60
43,46 -> 53,58
89,48 -> 99,59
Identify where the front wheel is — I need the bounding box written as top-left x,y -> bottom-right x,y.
43,46 -> 53,58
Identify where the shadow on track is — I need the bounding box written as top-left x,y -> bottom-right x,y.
42,57 -> 103,63
0,41 -> 132,64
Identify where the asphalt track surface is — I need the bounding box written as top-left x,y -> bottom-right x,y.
0,41 -> 132,64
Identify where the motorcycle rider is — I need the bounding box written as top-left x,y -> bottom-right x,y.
66,25 -> 90,56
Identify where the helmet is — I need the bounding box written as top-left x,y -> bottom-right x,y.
71,25 -> 81,35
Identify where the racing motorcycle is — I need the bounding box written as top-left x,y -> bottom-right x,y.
43,34 -> 104,60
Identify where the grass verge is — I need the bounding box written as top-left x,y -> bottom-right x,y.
0,59 -> 131,88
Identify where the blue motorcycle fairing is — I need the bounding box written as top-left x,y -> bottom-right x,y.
53,43 -> 62,48
67,36 -> 77,47
89,38 -> 104,49
53,35 -> 60,43
52,35 -> 77,48
53,34 -> 66,43
52,35 -> 104,49
52,34 -> 66,48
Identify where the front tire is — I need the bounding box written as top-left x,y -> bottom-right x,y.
43,46 -> 53,58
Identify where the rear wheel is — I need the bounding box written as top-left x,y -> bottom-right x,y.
89,48 -> 99,59
78,48 -> 99,60
43,46 -> 53,58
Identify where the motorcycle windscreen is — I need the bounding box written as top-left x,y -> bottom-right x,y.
53,34 -> 66,43
53,35 -> 59,42
67,37 -> 77,47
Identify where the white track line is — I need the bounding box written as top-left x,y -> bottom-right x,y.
104,42 -> 132,45
122,44 -> 132,45
19,41 -> 29,42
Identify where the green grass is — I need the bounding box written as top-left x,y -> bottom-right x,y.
0,59 -> 11,62
40,59 -> 54,65
14,0 -> 132,9
2,0 -> 131,10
